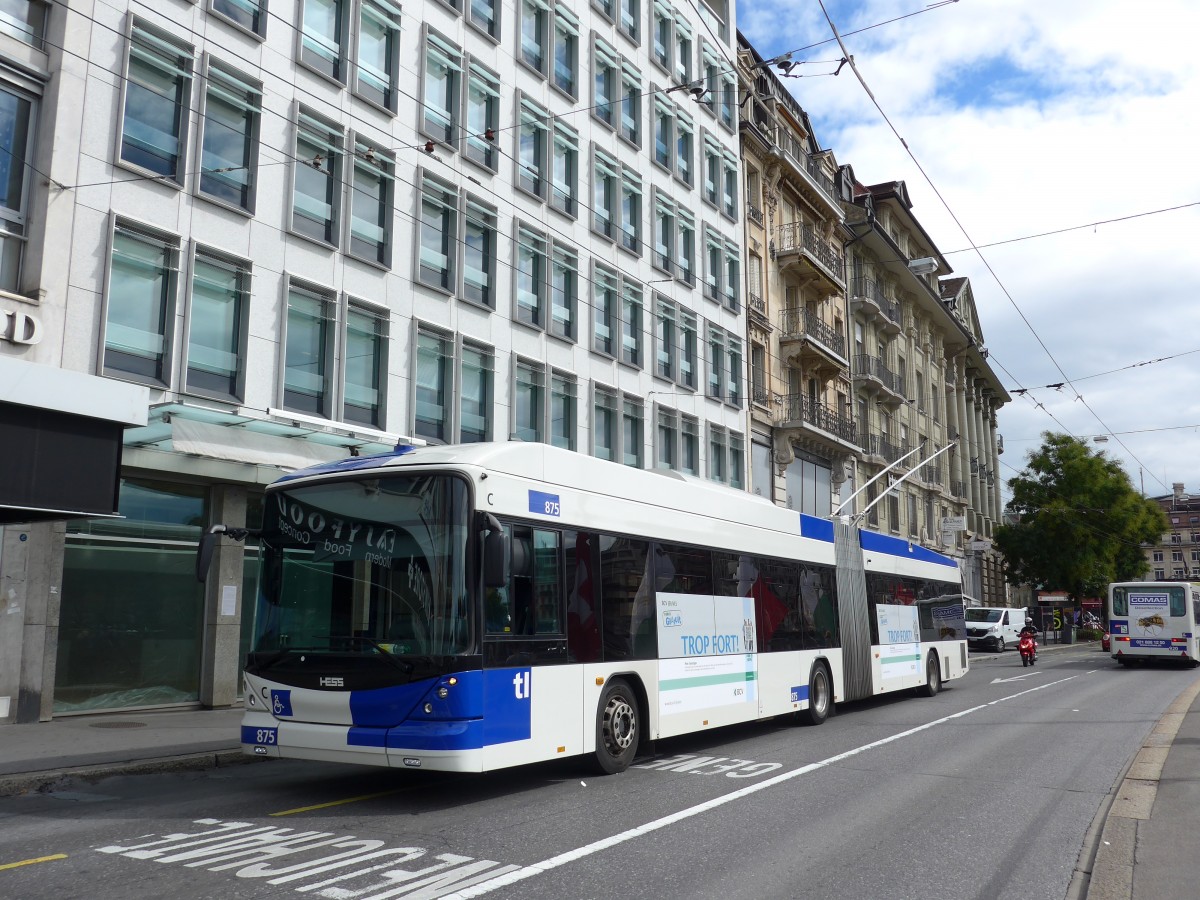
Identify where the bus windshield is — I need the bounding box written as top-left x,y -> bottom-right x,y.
253,474 -> 473,659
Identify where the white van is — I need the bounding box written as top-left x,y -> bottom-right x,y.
964,606 -> 1028,652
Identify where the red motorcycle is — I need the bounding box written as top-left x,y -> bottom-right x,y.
1018,632 -> 1038,666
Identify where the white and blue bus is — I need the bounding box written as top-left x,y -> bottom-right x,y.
1108,581 -> 1200,666
199,442 -> 969,774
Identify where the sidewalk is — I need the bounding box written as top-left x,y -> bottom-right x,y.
0,705 -> 248,797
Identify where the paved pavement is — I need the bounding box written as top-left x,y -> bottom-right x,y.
1,645 -> 1198,899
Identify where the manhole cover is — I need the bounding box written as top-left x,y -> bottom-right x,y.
88,721 -> 147,729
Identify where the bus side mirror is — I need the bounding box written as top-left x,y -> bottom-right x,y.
196,526 -> 224,583
196,525 -> 255,582
482,514 -> 508,588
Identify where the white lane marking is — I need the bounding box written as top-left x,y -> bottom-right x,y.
990,672 -> 1045,684
446,674 -> 1081,899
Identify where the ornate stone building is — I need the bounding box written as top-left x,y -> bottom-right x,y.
736,37 -> 855,517
736,32 -> 1009,605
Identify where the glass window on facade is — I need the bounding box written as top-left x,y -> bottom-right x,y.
59,479 -> 208,712
415,328 -> 452,442
460,343 -> 494,442
343,303 -> 386,427
520,0 -> 550,73
0,85 -> 32,292
292,110 -> 343,244
594,387 -> 618,460
105,222 -> 177,384
187,248 -> 248,399
623,397 -> 643,467
356,0 -> 401,110
0,0 -> 46,46
122,22 -> 192,181
418,174 -> 456,290
593,265 -> 618,355
301,0 -> 347,79
465,61 -> 500,170
551,245 -> 577,340
551,372 -> 577,450
552,7 -> 578,95
681,415 -> 699,474
657,408 -> 677,469
211,0 -> 265,37
283,284 -> 333,415
199,62 -> 260,211
551,122 -> 578,215
423,32 -> 461,142
464,197 -> 497,307
349,139 -> 393,265
516,225 -> 548,328
621,279 -> 643,367
514,359 -> 545,442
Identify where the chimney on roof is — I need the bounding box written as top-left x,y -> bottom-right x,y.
1174,482 -> 1185,502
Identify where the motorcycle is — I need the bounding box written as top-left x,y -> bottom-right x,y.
1018,632 -> 1038,667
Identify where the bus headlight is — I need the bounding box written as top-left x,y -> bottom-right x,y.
424,703 -> 433,714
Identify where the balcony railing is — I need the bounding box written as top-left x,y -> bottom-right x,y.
849,276 -> 900,328
748,292 -> 766,317
857,431 -> 911,464
775,222 -> 844,280
752,383 -> 770,405
921,463 -> 943,486
746,204 -> 764,226
779,307 -> 846,358
852,353 -> 905,396
776,130 -> 839,203
780,394 -> 857,443
952,480 -> 967,498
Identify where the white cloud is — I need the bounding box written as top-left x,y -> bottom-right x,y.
738,0 -> 1200,498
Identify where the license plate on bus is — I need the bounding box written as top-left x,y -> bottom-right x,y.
242,726 -> 278,746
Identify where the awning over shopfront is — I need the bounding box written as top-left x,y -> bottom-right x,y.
122,402 -> 407,471
0,357 -> 149,523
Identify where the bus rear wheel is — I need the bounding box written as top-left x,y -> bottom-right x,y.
918,652 -> 941,697
800,662 -> 831,726
594,678 -> 639,774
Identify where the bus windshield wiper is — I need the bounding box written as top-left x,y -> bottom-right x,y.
317,635 -> 415,673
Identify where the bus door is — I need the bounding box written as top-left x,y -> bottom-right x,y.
482,524 -> 570,669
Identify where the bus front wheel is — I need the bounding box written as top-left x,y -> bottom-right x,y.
594,678 -> 639,774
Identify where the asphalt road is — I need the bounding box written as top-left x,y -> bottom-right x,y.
1,645 -> 1195,900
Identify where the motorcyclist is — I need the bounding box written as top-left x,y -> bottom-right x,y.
1019,616 -> 1039,639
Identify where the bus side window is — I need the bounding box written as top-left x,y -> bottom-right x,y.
485,524 -> 517,634
531,529 -> 563,634
1170,587 -> 1186,618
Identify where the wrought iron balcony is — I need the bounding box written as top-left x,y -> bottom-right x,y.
848,276 -> 900,331
857,431 -> 910,464
775,222 -> 844,285
746,204 -> 764,227
748,292 -> 766,318
752,383 -> 770,405
920,463 -> 943,486
852,354 -> 905,397
951,480 -> 967,498
780,307 -> 846,358
779,394 -> 857,443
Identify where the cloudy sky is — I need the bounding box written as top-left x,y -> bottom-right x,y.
736,0 -> 1200,503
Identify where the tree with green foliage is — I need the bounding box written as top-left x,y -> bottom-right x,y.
995,432 -> 1166,601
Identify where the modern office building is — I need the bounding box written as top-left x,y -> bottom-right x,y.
0,0 -> 746,721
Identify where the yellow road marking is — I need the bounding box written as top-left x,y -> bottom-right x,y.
270,781 -> 445,817
0,854 -> 68,871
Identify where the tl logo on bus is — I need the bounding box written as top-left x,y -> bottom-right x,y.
512,670 -> 531,700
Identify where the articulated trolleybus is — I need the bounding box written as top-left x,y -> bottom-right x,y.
200,443 -> 968,775
1108,581 -> 1200,666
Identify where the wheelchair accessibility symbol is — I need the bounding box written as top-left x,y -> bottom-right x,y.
271,690 -> 293,717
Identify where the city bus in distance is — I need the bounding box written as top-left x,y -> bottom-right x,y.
1108,581 -> 1200,666
198,442 -> 969,775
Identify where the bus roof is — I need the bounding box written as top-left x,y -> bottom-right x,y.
274,442 -> 959,570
